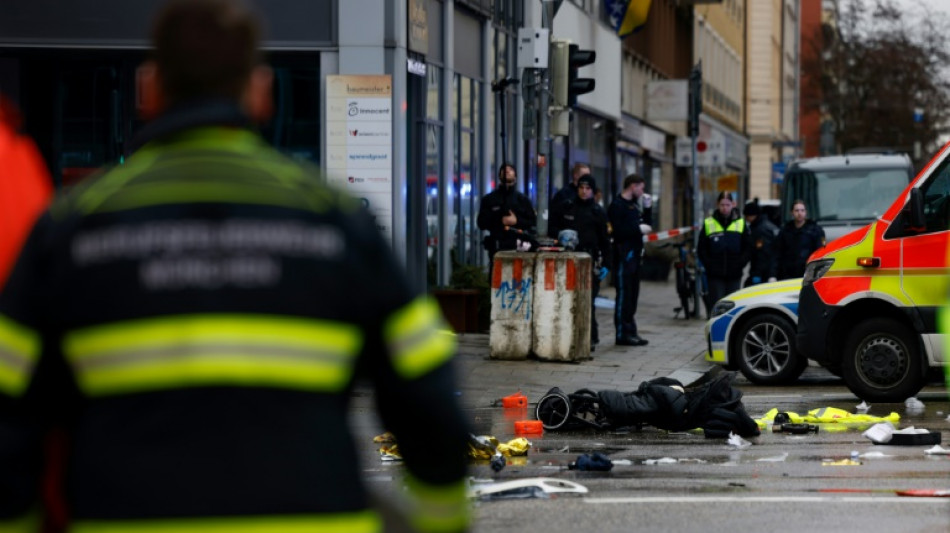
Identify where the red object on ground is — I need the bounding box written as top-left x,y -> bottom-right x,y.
514,420 -> 543,435
501,392 -> 527,408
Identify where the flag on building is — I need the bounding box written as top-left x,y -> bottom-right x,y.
605,0 -> 652,37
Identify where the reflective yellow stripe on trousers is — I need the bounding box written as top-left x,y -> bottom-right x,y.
384,297 -> 456,379
0,314 -> 41,397
69,511 -> 381,533
63,314 -> 361,396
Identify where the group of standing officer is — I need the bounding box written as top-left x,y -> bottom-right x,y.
478,163 -> 652,351
698,193 -> 825,313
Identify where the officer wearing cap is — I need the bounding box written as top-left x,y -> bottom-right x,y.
477,163 -> 537,264
742,197 -> 779,287
550,174 -> 611,349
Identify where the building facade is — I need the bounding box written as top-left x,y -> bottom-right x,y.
0,0 -> 775,292
746,0 -> 800,200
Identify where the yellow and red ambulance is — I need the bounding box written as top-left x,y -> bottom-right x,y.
797,143 -> 950,402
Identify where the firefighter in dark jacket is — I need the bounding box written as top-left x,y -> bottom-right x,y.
698,192 -> 753,315
607,174 -> 652,347
774,199 -> 825,280
742,197 -> 780,287
0,1 -> 470,532
550,175 -> 612,349
476,163 -> 537,263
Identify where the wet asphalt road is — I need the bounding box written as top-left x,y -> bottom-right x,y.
350,277 -> 949,532
352,372 -> 950,533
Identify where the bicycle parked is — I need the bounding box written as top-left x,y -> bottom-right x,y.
670,238 -> 706,320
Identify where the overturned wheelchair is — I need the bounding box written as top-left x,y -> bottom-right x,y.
535,371 -> 760,439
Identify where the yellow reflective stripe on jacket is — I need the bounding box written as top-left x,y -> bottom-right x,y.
405,475 -> 470,533
384,297 -> 456,379
63,315 -> 361,396
704,217 -> 745,235
0,314 -> 41,397
69,511 -> 381,533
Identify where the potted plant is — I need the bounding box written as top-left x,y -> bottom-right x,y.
430,251 -> 490,333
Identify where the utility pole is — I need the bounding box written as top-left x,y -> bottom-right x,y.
689,61 -> 703,317
535,0 -> 557,238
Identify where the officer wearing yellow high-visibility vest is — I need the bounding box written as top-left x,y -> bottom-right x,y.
0,1 -> 470,531
697,192 -> 753,316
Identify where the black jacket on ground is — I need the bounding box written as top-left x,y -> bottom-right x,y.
549,197 -> 612,267
698,210 -> 753,280
476,185 -> 537,255
774,219 -> 825,279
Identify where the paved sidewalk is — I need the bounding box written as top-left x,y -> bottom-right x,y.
453,277 -> 714,409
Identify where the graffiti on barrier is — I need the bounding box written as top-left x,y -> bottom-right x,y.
495,278 -> 533,320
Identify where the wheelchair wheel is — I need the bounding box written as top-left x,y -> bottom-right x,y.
536,389 -> 572,430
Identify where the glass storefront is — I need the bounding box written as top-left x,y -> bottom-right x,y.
5,51 -> 321,188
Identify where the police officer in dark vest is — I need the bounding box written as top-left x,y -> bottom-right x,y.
607,173 -> 652,347
774,199 -> 825,280
549,174 -> 612,349
476,163 -> 537,264
742,197 -> 779,287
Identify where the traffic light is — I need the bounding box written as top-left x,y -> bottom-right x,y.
688,62 -> 702,137
567,44 -> 596,107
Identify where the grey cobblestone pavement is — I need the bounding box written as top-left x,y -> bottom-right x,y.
453,277 -> 714,409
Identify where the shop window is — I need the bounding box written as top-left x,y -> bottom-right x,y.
260,64 -> 320,163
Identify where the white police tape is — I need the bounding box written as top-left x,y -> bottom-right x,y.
642,225 -> 698,243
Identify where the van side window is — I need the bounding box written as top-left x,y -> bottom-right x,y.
919,163 -> 950,233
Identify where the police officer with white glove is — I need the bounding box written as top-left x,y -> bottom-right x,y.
607,174 -> 652,347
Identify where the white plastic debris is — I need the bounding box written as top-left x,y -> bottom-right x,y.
862,422 -> 896,444
643,457 -> 678,465
858,451 -> 893,458
611,459 -> 633,466
904,397 -> 925,409
855,401 -> 870,412
727,432 -> 752,449
756,452 -> 789,462
893,426 -> 930,434
924,445 -> 950,455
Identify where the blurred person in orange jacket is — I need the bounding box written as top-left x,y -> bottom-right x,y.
0,94 -> 53,288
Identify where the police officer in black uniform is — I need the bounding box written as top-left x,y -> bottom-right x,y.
550,174 -> 612,349
0,1 -> 470,531
550,162 -> 590,213
742,197 -> 780,286
774,199 -> 825,280
476,163 -> 537,264
607,174 -> 652,346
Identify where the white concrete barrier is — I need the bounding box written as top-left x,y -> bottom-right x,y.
532,252 -> 591,362
489,251 -> 536,360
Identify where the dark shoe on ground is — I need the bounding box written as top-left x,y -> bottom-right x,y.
616,335 -> 648,347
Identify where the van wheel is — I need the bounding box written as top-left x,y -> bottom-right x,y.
842,319 -> 924,402
734,313 -> 806,385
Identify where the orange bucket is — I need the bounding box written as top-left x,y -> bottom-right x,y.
501,392 -> 528,408
514,420 -> 543,435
